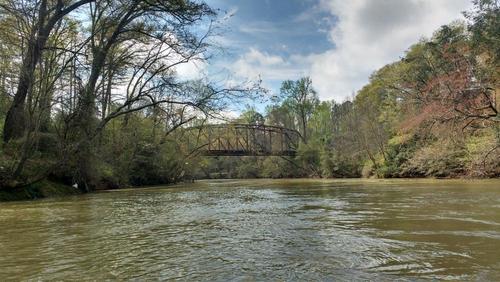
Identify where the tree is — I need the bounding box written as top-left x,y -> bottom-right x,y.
0,0 -> 266,190
238,106 -> 264,125
2,0 -> 94,142
279,77 -> 319,142
62,0 -> 217,190
265,103 -> 295,130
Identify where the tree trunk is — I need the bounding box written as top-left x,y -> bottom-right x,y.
3,45 -> 38,141
3,0 -> 51,142
39,56 -> 54,132
3,0 -> 94,142
72,50 -> 107,191
101,68 -> 113,120
301,114 -> 307,143
73,84 -> 98,192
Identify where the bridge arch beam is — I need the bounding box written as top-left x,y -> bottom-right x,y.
184,124 -> 301,157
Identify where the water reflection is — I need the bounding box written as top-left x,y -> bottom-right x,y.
0,179 -> 499,280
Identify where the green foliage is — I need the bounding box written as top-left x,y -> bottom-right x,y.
236,159 -> 261,178
297,142 -> 321,177
320,151 -> 361,178
261,157 -> 297,178
238,106 -> 265,125
309,101 -> 334,144
1,0 -> 498,199
401,141 -> 466,178
378,134 -> 421,178
466,0 -> 500,63
279,77 -> 319,141
0,0 -> 222,195
462,129 -> 500,177
129,143 -> 170,185
265,103 -> 295,130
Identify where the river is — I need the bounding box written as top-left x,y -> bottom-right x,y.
1,179 -> 499,280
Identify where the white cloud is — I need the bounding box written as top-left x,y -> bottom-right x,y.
220,0 -> 472,102
175,58 -> 207,80
229,48 -> 310,81
311,0 -> 473,101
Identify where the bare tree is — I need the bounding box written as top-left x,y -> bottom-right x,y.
2,0 -> 94,142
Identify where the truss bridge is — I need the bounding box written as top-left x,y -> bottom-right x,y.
184,124 -> 301,156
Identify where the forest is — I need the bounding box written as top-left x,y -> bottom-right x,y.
0,0 -> 498,199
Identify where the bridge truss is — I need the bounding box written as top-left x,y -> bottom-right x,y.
184,124 -> 301,157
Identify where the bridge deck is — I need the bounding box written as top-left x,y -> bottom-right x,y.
185,123 -> 301,157
201,149 -> 296,157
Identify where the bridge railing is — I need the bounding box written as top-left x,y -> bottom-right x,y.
182,123 -> 301,156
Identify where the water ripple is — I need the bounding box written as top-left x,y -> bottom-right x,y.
1,179 -> 499,280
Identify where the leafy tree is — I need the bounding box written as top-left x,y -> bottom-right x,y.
238,107 -> 265,125
279,77 -> 319,142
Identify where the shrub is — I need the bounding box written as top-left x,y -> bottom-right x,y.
401,140 -> 466,177
462,129 -> 500,177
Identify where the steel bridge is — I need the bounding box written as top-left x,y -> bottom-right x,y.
184,124 -> 301,156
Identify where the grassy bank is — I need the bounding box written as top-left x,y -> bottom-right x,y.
0,181 -> 81,202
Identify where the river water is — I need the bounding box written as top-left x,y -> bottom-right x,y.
1,179 -> 499,280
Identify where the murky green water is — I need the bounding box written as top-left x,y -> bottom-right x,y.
1,179 -> 499,280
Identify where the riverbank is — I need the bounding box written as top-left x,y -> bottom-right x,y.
0,181 -> 81,202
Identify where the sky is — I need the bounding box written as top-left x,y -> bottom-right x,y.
180,0 -> 474,107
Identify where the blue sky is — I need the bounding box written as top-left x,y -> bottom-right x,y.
208,0 -> 334,56
178,0 -> 473,115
